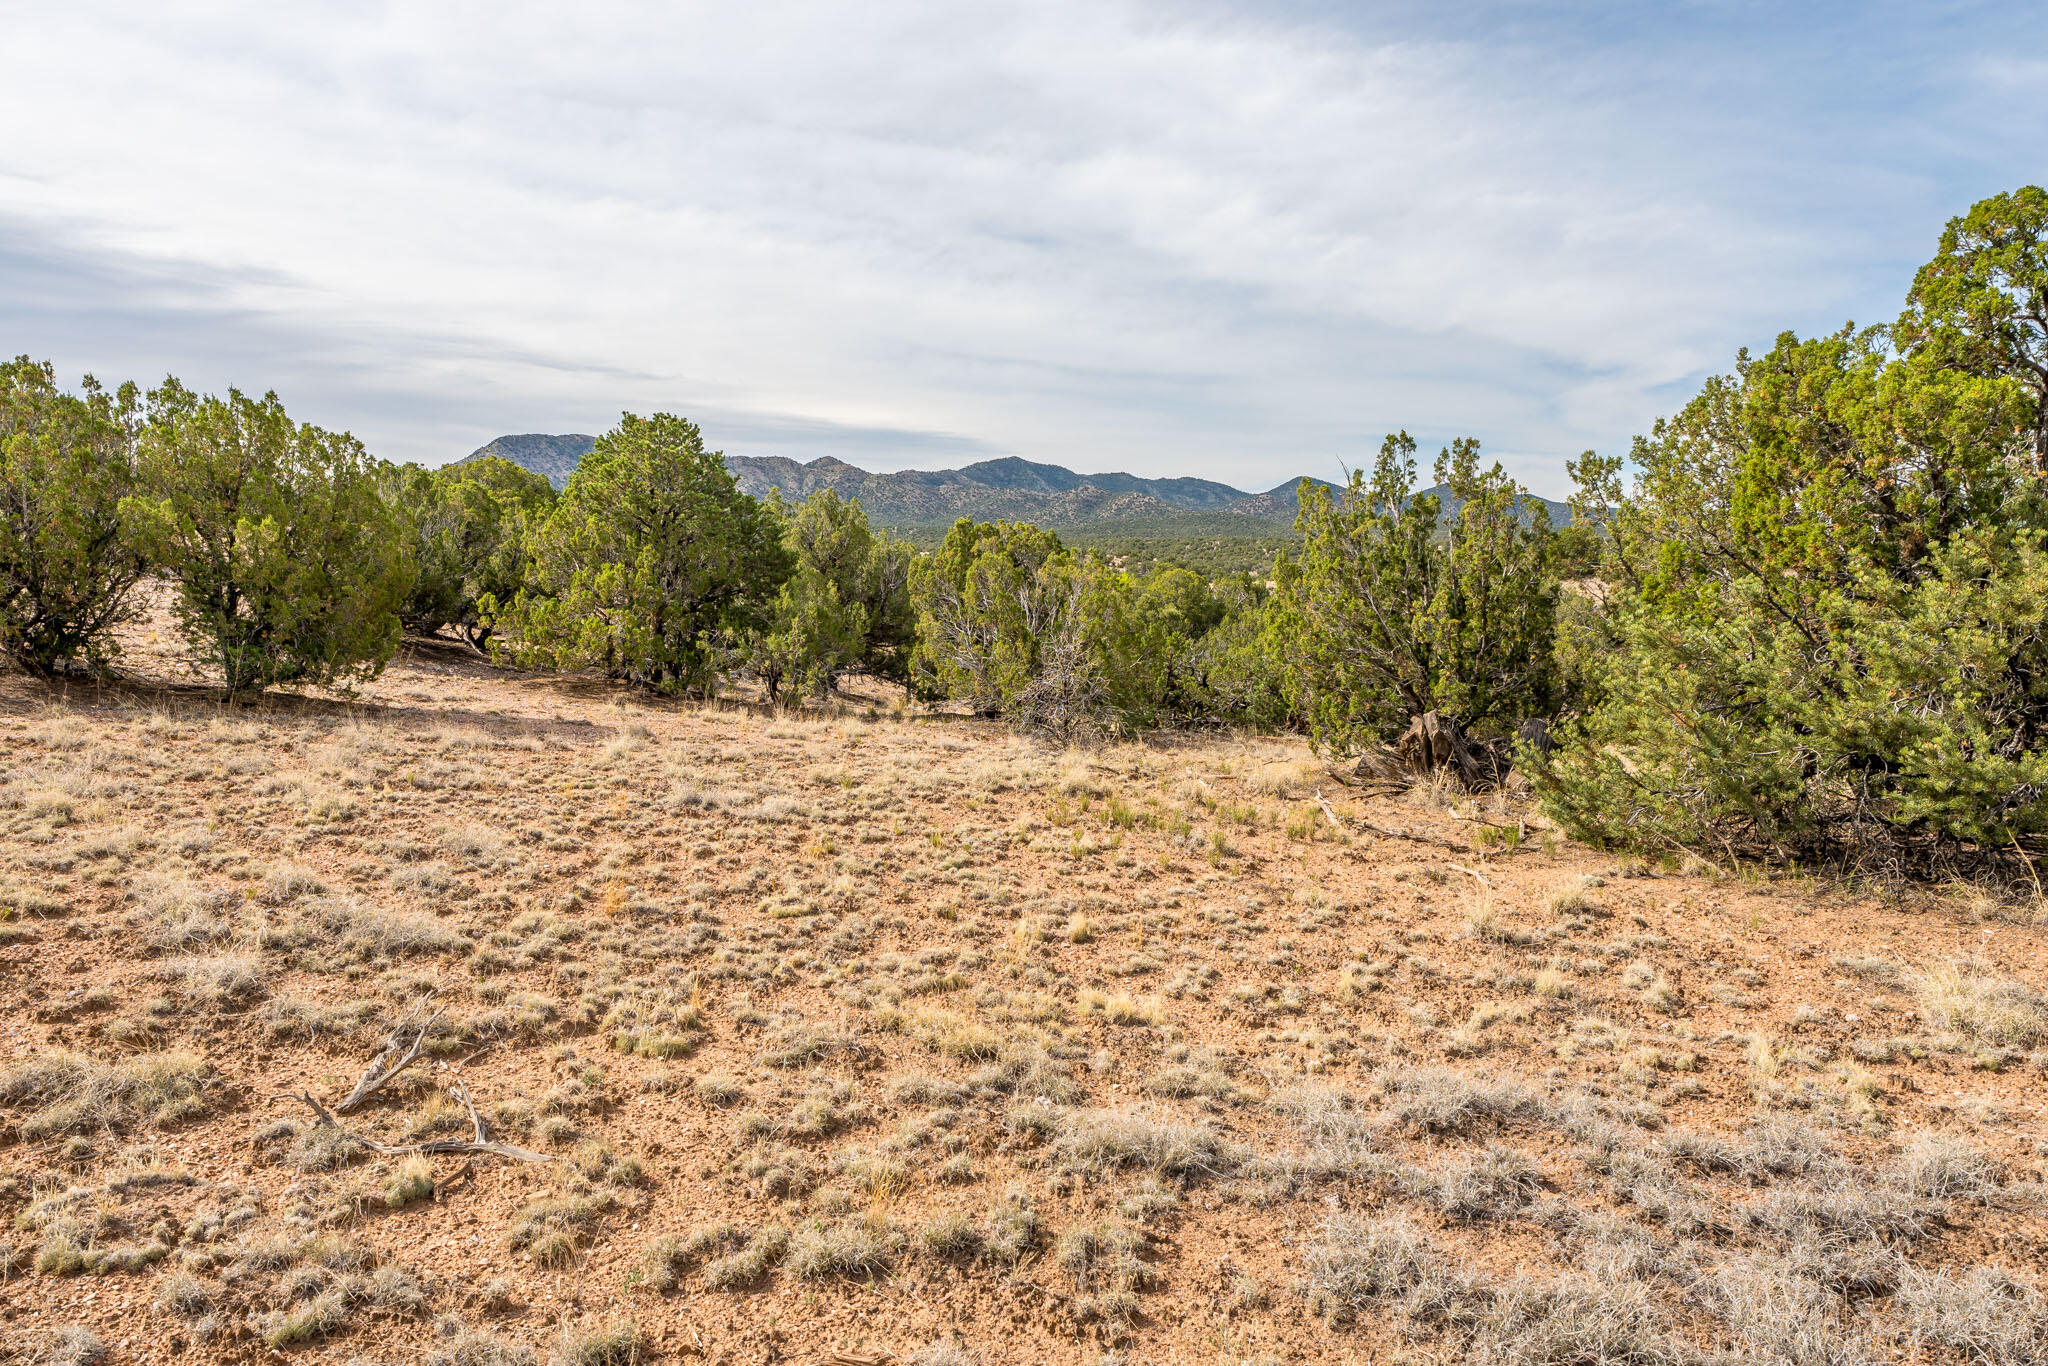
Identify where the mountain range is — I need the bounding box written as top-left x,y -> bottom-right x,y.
460,434 -> 1570,536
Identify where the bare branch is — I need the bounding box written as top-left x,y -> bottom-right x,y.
334,1005 -> 442,1114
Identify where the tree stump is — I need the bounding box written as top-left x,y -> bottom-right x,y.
1354,710 -> 1494,788
1398,710 -> 1484,786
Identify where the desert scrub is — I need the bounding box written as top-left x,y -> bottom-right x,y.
13,1327 -> 106,1366
0,1049 -> 210,1137
1055,1220 -> 1156,1292
1893,1265 -> 2048,1366
758,1021 -> 857,1068
916,1211 -> 983,1258
1077,991 -> 1165,1027
968,1042 -> 1082,1103
1375,1066 -> 1553,1137
1433,1145 -> 1541,1221
1914,964 -> 2048,1047
508,1194 -> 614,1267
257,1264 -> 426,1347
981,1186 -> 1041,1265
635,1223 -> 747,1292
383,1154 -> 437,1207
786,1217 -> 905,1280
426,1329 -> 538,1366
135,876 -> 242,952
154,1270 -> 218,1317
702,1225 -> 789,1289
549,1322 -> 643,1366
1301,1213 -> 1476,1330
257,894 -> 465,969
1052,1109 -> 1242,1182
1144,1046 -> 1247,1103
693,1071 -> 746,1105
1896,1131 -> 2003,1202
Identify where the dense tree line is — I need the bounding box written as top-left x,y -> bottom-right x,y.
1,184 -> 2041,869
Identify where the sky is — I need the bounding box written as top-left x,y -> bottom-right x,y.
2,2 -> 2044,497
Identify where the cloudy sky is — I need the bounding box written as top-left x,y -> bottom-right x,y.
2,2 -> 2043,495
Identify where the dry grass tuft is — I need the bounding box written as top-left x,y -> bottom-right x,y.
785,1218 -> 904,1281
1052,1109 -> 1241,1182
0,1050 -> 210,1137
548,1322 -> 643,1366
1913,963 -> 2048,1047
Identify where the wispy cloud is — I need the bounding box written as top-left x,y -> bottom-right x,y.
1,1 -> 2042,493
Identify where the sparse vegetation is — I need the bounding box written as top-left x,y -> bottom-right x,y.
4,211 -> 2048,1362
0,1050 -> 210,1137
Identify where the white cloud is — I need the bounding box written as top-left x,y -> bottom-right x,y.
0,0 -> 2039,494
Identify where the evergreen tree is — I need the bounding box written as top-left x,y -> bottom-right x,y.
390,455 -> 555,648
1272,432 -> 1557,758
0,358 -> 145,676
910,518 -> 1078,716
491,412 -> 790,695
129,380 -> 410,697
755,488 -> 915,699
1894,185 -> 2047,467
1537,191 -> 2048,862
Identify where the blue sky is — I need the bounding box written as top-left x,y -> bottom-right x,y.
1,1 -> 2043,496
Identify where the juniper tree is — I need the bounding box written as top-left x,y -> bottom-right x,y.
491,412 -> 790,695
129,380 -> 410,697
1272,432 -> 1557,758
390,455 -> 555,648
0,358 -> 145,676
1536,188 -> 2048,862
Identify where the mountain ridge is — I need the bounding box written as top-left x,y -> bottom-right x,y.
456,434 -> 1568,534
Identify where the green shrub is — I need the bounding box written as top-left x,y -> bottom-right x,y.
491,412 -> 789,695
128,380 -> 410,697
751,488 -> 915,700
910,517 -> 1232,734
389,455 -> 555,647
1271,432 -> 1557,757
0,358 -> 145,675
1537,188 -> 2048,864
1186,576 -> 1295,729
911,517 -> 1076,715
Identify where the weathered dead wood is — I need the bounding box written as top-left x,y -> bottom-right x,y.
1350,711 -> 1526,790
1396,710 -> 1485,786
285,1047 -> 552,1163
1348,745 -> 1411,787
1315,789 -> 1471,853
1313,792 -> 1345,831
284,1087 -> 552,1164
334,1007 -> 442,1114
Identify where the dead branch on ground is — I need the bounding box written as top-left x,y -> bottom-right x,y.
285,1074 -> 552,1164
1315,790 -> 1471,853
335,1004 -> 442,1114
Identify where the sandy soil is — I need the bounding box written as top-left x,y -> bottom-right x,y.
2,605 -> 2045,1366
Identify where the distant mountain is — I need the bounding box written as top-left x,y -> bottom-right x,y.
462,434 -> 597,488
457,437 -> 1567,535
1431,484 -> 1572,529
715,454 -> 1298,530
